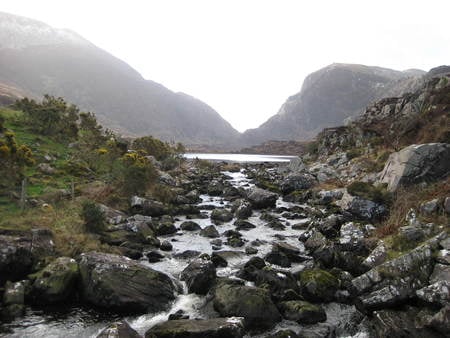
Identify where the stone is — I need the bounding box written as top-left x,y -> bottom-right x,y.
416,281 -> 450,306
444,197 -> 450,215
180,221 -> 201,231
398,225 -> 425,242
436,249 -> 450,265
234,220 -> 256,231
159,240 -> 173,251
180,257 -> 216,295
199,225 -> 220,238
210,209 -> 233,222
423,305 -> 450,335
339,222 -> 365,250
246,187 -> 278,209
358,285 -> 410,312
29,257 -> 79,304
130,196 -> 167,217
379,143 -> 450,192
280,173 -> 316,194
420,199 -> 440,215
37,163 -> 56,174
265,251 -> 291,268
79,252 -> 175,313
146,251 -> 164,263
363,241 -> 387,268
336,193 -> 386,221
145,317 -> 244,338
266,330 -> 299,338
279,300 -> 327,324
245,246 -> 258,255
304,230 -> 327,252
298,269 -> 340,302
234,200 -> 252,219
97,320 -> 141,338
212,280 -> 281,330
0,235 -> 34,285
316,189 -> 345,205
429,263 -> 450,284
3,280 -> 27,306
153,220 -> 177,236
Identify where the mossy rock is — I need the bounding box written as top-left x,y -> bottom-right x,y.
298,269 -> 340,302
29,256 -> 79,304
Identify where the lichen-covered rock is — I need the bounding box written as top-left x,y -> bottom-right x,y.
130,196 -> 167,216
210,209 -> 233,222
79,252 -> 175,313
180,257 -> 216,295
336,193 -> 386,221
29,257 -> 79,304
145,317 -> 244,338
212,280 -> 281,330
298,269 -> 340,302
97,320 -> 141,338
279,300 -> 327,324
246,187 -> 278,209
416,281 -> 450,306
363,241 -> 387,268
280,173 -> 317,194
379,143 -> 450,192
234,200 -> 252,219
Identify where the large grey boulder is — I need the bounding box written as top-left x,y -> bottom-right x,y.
180,257 -> 216,295
79,252 -> 175,313
0,235 -> 34,285
246,187 -> 278,209
212,279 -> 281,330
380,143 -> 450,191
145,317 -> 244,338
336,192 -> 387,221
280,173 -> 316,194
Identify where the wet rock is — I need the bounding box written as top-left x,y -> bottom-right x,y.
145,317 -> 245,338
315,189 -> 345,205
280,173 -> 317,194
199,225 -> 220,238
29,257 -> 79,304
227,237 -> 245,248
379,143 -> 450,192
234,220 -> 256,231
253,269 -> 300,302
146,251 -> 165,263
430,263 -> 450,284
236,257 -> 266,281
316,214 -> 344,238
2,280 -> 28,319
180,221 -> 201,231
436,249 -> 450,265
265,250 -> 291,267
207,180 -> 225,196
234,200 -> 252,219
97,320 -> 141,338
210,209 -> 233,222
79,252 -> 175,313
173,250 -> 201,260
298,269 -> 340,302
279,300 -> 327,324
0,235 -> 34,285
211,252 -> 228,267
245,247 -> 258,255
180,257 -> 216,295
247,187 -> 278,209
423,305 -> 450,335
416,281 -> 450,306
168,309 -> 189,320
152,220 -> 177,236
159,241 -> 173,251
212,280 -> 281,330
303,230 -> 327,252
266,330 -> 299,338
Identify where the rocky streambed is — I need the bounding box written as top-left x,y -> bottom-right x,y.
1,151 -> 449,338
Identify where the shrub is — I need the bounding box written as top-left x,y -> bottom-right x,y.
81,200 -> 105,233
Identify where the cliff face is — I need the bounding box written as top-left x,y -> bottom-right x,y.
0,12 -> 240,148
241,63 -> 425,146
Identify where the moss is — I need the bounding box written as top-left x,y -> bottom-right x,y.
347,181 -> 391,204
300,269 -> 339,288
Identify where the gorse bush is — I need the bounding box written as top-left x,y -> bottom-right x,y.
118,151 -> 157,196
81,200 -> 106,233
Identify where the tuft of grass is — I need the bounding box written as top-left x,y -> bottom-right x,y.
347,181 -> 392,204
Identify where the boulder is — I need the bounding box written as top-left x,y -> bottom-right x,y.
280,173 -> 316,194
265,250 -> 291,267
279,300 -> 327,324
379,143 -> 450,192
212,280 -> 281,330
152,220 -> 177,236
363,241 -> 388,268
246,187 -> 278,209
298,269 -> 340,302
200,225 -> 220,238
180,257 -> 216,295
145,317 -> 244,338
159,241 -> 173,251
234,200 -> 252,219
336,193 -> 386,221
29,257 -> 79,304
180,221 -> 201,231
37,163 -> 56,175
420,198 -> 441,215
316,189 -> 345,205
97,320 -> 141,338
130,196 -> 167,217
416,281 -> 450,306
2,280 -> 28,318
210,209 -> 233,222
234,220 -> 256,231
79,252 -> 175,313
0,235 -> 34,285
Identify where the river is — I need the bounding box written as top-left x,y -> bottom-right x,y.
184,153 -> 297,162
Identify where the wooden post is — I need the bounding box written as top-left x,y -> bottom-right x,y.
20,178 -> 27,211
71,180 -> 75,201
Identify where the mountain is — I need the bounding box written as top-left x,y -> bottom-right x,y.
0,12 -> 240,148
241,63 -> 426,146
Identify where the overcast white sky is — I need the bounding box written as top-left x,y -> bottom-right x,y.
1,0 -> 450,132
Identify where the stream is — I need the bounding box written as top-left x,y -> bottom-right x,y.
2,169 -> 356,338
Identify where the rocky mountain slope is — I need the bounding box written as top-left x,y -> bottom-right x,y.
241,63 -> 426,146
0,12 -> 240,148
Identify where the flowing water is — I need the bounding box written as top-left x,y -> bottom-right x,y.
184,153 -> 297,162
2,169 -> 355,338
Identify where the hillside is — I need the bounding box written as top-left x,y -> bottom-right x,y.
0,12 -> 240,148
241,63 -> 425,146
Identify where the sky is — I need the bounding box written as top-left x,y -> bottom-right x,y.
1,0 -> 450,132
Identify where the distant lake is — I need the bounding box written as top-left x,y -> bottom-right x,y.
184,153 -> 297,162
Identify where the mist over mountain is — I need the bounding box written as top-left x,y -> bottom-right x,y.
0,12 -> 240,148
241,63 -> 426,146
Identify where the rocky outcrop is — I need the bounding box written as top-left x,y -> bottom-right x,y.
145,317 -> 244,338
79,252 -> 175,313
380,143 -> 450,191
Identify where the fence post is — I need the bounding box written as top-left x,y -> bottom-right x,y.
20,178 -> 27,211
